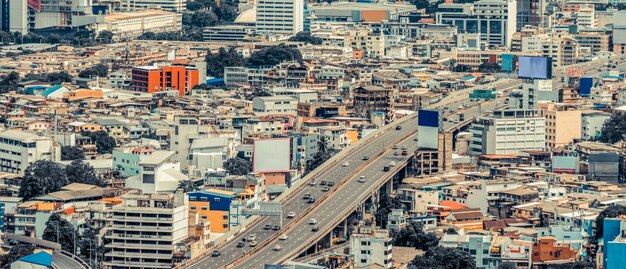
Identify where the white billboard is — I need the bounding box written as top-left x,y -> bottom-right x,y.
253,138 -> 291,173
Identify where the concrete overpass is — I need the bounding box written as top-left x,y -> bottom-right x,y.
182,56 -> 621,269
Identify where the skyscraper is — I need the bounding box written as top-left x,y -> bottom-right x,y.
256,0 -> 304,35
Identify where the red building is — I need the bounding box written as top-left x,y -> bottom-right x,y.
131,65 -> 199,96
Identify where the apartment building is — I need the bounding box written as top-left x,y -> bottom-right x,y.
252,96 -> 298,116
575,32 -> 610,54
469,110 -> 546,155
522,34 -> 579,67
577,4 -> 597,29
613,11 -> 626,55
256,0 -> 304,35
542,107 -> 582,149
350,225 -> 393,268
343,28 -> 386,58
131,65 -> 199,96
0,130 -> 60,175
353,85 -> 393,121
103,192 -> 189,269
125,151 -> 187,193
581,110 -> 610,140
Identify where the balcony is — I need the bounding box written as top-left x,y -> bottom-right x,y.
106,233 -> 173,241
105,251 -> 172,260
109,223 -> 174,231
109,215 -> 173,223
103,261 -> 172,269
105,242 -> 172,251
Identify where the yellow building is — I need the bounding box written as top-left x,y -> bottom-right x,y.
540,104 -> 581,149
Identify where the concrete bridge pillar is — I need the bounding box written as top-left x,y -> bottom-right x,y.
385,179 -> 393,195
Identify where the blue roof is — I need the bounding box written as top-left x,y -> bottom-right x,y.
462,76 -> 476,81
602,74 -> 624,79
18,251 -> 52,267
42,85 -> 63,97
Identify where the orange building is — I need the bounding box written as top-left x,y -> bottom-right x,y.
531,237 -> 577,266
131,65 -> 200,96
443,208 -> 485,230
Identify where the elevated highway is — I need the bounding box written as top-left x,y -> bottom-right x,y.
184,57 -> 620,268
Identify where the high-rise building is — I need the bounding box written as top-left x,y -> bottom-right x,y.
0,0 -> 28,34
436,0 -> 517,48
256,0 -> 304,35
131,65 -> 199,96
103,191 -> 189,269
469,109 -> 546,155
577,4 -> 597,29
516,0 -> 546,31
613,11 -> 626,55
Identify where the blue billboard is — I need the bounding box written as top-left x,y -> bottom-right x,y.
418,109 -> 439,127
501,54 -> 513,71
580,77 -> 593,97
418,110 -> 439,149
518,56 -> 552,79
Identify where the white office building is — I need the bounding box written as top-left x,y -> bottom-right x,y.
581,110 -> 610,140
119,0 -> 186,12
125,151 -> 188,193
103,191 -> 189,269
94,10 -> 182,41
252,96 -> 298,116
350,225 -> 393,268
469,109 -> 546,155
0,130 -> 60,175
256,0 -> 304,35
474,0 -> 517,48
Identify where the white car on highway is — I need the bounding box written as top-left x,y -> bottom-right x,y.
279,234 -> 289,240
309,219 -> 317,224
358,176 -> 367,183
343,161 -> 349,166
273,245 -> 282,251
287,212 -> 296,218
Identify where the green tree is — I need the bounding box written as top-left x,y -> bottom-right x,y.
247,44 -> 303,66
183,10 -> 219,28
305,137 -> 335,174
375,194 -> 405,229
205,47 -> 246,78
97,30 -> 113,43
138,31 -> 157,40
61,146 -> 85,161
391,221 -> 439,251
78,225 -> 100,267
42,213 -> 79,253
45,34 -> 62,44
595,204 -> 626,241
409,246 -> 476,269
66,160 -> 106,186
0,72 -> 20,93
444,227 -> 459,234
79,63 -> 109,78
224,157 -> 252,175
178,180 -> 197,192
19,160 -> 69,200
0,243 -> 35,268
599,113 -> 626,143
288,32 -> 323,45
81,131 -> 116,154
